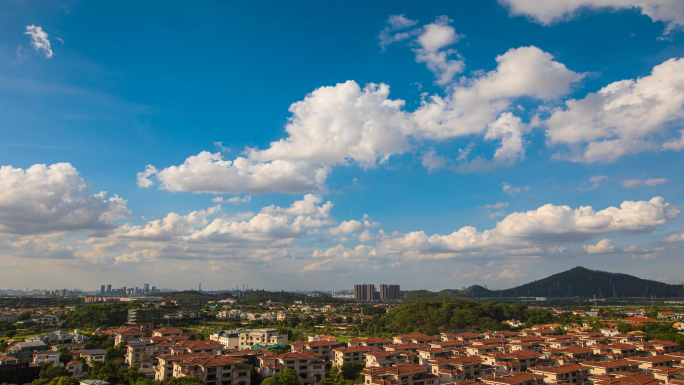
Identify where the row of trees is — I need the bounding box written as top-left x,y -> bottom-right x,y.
373,299 -> 533,335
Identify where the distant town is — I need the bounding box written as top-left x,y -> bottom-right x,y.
2,276 -> 684,385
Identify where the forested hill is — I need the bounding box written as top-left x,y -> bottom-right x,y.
404,267 -> 683,299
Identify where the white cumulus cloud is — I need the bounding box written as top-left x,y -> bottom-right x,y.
662,232 -> 684,243
138,151 -> 330,195
413,46 -> 584,141
413,16 -> 466,85
379,197 -> 679,257
0,163 -> 130,235
498,0 -> 684,36
329,218 -> 379,235
582,238 -> 617,254
105,206 -> 220,242
24,25 -> 53,58
546,58 -> 684,163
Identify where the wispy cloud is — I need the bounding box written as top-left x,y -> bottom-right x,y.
24,25 -> 53,58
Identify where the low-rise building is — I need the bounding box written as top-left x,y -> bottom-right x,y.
362,364 -> 439,385
170,341 -> 224,356
259,352 -> 329,385
115,330 -> 146,346
384,343 -> 429,353
365,350 -> 418,368
239,329 -> 287,349
154,353 -> 211,381
393,333 -> 439,345
626,356 -> 681,372
32,351 -> 60,366
126,341 -> 173,376
581,360 -> 641,375
25,330 -> 89,344
441,333 -> 482,343
126,323 -> 155,334
291,340 -> 343,361
429,356 -> 496,381
0,357 -> 19,365
417,348 -> 452,365
544,346 -> 594,363
30,316 -> 64,327
8,341 -> 47,360
347,338 -> 391,349
80,349 -> 107,365
172,356 -> 250,385
480,372 -> 547,385
66,361 -> 84,378
210,331 -> 240,349
528,363 -> 591,385
481,351 -> 541,375
591,343 -> 638,358
153,328 -> 185,338
333,347 -> 379,367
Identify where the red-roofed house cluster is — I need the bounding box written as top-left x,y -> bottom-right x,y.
80,325 -> 684,385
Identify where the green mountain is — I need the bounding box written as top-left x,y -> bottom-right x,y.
405,267 -> 684,299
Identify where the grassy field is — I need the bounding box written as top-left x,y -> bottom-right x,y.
336,336 -> 352,343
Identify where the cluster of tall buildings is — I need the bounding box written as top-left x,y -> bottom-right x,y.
353,284 -> 400,302
100,283 -> 158,296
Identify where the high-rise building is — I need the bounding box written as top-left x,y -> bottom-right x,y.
144,283 -> 150,293
366,284 -> 376,302
106,284 -> 112,294
372,284 -> 402,302
151,286 -> 156,293
390,284 -> 400,300
354,284 -> 367,301
101,285 -> 106,295
355,284 -> 386,302
379,284 -> 388,301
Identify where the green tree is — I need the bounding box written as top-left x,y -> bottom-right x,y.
251,367 -> 263,385
48,377 -> 78,385
118,366 -> 148,385
58,348 -> 73,365
16,312 -> 32,321
159,376 -> 206,385
39,365 -> 67,380
85,361 -> 121,384
5,330 -> 16,338
106,343 -> 128,360
134,378 -> 156,385
27,380 -> 50,385
277,368 -> 300,385
340,362 -> 365,381
262,378 -> 278,385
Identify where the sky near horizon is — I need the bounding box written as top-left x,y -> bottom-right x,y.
1,0 -> 684,292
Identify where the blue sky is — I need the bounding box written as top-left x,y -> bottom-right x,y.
1,0 -> 684,291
